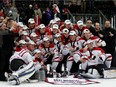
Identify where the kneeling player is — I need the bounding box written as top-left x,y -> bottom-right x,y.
73,40 -> 112,78
8,40 -> 35,85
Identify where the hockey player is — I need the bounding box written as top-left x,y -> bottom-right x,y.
33,49 -> 43,71
48,19 -> 56,28
8,40 -> 36,85
60,19 -> 74,31
30,32 -> 41,47
54,33 -> 63,53
35,24 -> 51,45
30,49 -> 45,80
50,24 -> 60,41
75,20 -> 86,36
30,32 -> 38,43
54,33 -> 67,73
65,31 -> 79,73
54,17 -> 63,26
61,28 -> 70,45
74,40 -> 112,78
78,29 -> 106,50
35,24 -> 50,38
38,37 -> 60,71
17,31 -> 30,42
27,18 -> 36,34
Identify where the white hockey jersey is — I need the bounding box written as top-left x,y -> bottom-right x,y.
10,48 -> 33,64
39,43 -> 60,62
77,47 -> 106,66
78,36 -> 106,49
66,40 -> 79,55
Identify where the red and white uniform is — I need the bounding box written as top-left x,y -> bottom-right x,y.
61,35 -> 69,45
10,48 -> 33,64
33,57 -> 42,71
64,40 -> 79,61
78,36 -> 106,49
81,47 -> 106,66
74,47 -> 112,70
54,39 -> 64,53
35,28 -> 51,45
27,28 -> 36,35
39,43 -> 60,62
54,39 -> 67,59
73,25 -> 86,36
35,27 -> 51,38
60,24 -> 75,32
66,40 -> 79,54
9,47 -> 36,84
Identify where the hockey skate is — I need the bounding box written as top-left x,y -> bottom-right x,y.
8,75 -> 20,85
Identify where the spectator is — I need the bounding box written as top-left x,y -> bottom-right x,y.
68,1 -> 78,14
34,4 -> 42,25
85,19 -> 95,35
9,3 -> 18,21
93,22 -> 104,39
45,7 -> 52,25
77,0 -> 82,13
102,20 -> 116,67
52,4 -> 60,18
0,8 -> 4,17
26,4 -> 34,24
41,11 -> 47,25
62,6 -> 68,21
81,0 -> 87,13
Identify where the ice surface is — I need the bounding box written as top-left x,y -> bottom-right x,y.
0,79 -> 115,87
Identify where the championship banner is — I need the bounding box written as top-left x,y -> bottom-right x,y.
46,78 -> 99,85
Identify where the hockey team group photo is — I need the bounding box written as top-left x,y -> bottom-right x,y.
0,0 -> 116,86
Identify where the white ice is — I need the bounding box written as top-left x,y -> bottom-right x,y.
0,79 -> 116,87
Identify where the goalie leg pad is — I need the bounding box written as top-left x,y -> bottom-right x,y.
10,62 -> 35,83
